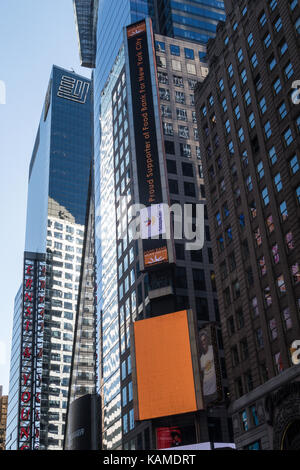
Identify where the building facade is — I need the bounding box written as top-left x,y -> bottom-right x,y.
6,66 -> 93,450
195,0 -> 300,450
0,387 -> 8,450
71,0 -> 239,451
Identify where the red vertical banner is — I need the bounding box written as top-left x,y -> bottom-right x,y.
18,256 -> 46,450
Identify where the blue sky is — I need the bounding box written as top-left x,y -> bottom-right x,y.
0,0 -> 91,394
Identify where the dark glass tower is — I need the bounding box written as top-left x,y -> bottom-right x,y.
157,0 -> 225,44
6,66 -> 93,450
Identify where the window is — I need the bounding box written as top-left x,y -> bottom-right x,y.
257,161 -> 264,179
193,269 -> 206,291
158,72 -> 168,84
159,88 -> 170,101
264,33 -> 271,49
268,146 -> 277,165
225,119 -> 231,134
180,143 -> 191,158
228,140 -> 234,155
283,307 -> 292,330
254,227 -> 262,246
163,122 -> 173,136
227,316 -> 235,335
280,201 -> 288,221
167,159 -> 177,174
251,297 -> 259,317
250,200 -> 257,218
285,231 -> 294,251
259,11 -> 267,27
176,108 -> 187,121
199,51 -> 207,62
228,63 -> 234,78
285,62 -> 294,80
292,263 -> 300,284
157,55 -> 166,68
168,179 -> 178,194
264,121 -> 272,139
246,175 -> 253,192
237,48 -> 244,63
231,345 -> 239,366
179,125 -> 189,139
277,274 -> 286,294
274,173 -> 283,192
184,48 -> 194,60
175,91 -> 185,104
262,187 -> 270,206
170,44 -> 180,56
256,328 -> 264,349
249,112 -> 256,128
290,0 -> 297,11
283,127 -> 293,147
241,69 -> 247,84
244,89 -> 251,106
297,186 -> 300,204
156,41 -> 165,52
219,78 -> 224,92
251,53 -> 258,69
184,182 -> 195,197
222,98 -> 227,112
268,55 -> 277,71
161,104 -> 172,118
247,33 -> 254,47
259,256 -> 267,276
173,75 -> 184,87
172,59 -> 181,72
273,77 -> 282,95
231,83 -> 237,98
272,244 -> 280,264
235,105 -> 241,120
274,16 -> 282,33
279,40 -> 288,57
238,127 -> 245,143
278,102 -> 287,120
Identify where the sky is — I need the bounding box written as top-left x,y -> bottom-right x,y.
0,0 -> 91,394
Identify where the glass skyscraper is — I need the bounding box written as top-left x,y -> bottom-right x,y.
6,66 -> 93,450
73,0 -> 228,451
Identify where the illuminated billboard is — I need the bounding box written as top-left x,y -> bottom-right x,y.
126,19 -> 174,270
18,253 -> 46,450
131,310 -> 204,421
198,324 -> 223,406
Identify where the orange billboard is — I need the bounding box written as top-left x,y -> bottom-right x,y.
131,310 -> 203,421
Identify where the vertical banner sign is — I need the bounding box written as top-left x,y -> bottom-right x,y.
198,324 -> 223,406
18,256 -> 46,450
127,21 -> 169,269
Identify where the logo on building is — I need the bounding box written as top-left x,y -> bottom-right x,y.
57,75 -> 89,104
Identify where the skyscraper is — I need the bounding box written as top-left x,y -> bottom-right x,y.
73,0 -> 233,447
195,0 -> 300,450
6,66 -> 93,450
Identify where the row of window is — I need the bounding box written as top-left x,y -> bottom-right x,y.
155,40 -> 207,63
158,71 -> 197,90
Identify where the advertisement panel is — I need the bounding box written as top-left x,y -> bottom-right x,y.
126,20 -> 170,269
18,253 -> 46,450
198,324 -> 223,406
131,310 -> 204,421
